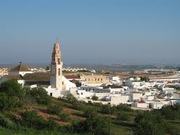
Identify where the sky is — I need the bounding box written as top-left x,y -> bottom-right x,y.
0,0 -> 180,65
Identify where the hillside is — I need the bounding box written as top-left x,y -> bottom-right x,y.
0,80 -> 180,135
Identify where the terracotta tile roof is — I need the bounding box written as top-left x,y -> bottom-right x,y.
10,64 -> 31,72
23,72 -> 50,81
3,75 -> 23,80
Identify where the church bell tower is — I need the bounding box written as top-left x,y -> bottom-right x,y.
50,42 -> 63,90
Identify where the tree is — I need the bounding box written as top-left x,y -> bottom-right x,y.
115,104 -> 132,112
21,111 -> 47,129
28,87 -> 50,105
72,110 -> 109,135
92,95 -> 98,101
45,66 -> 50,70
0,80 -> 25,98
140,76 -> 150,82
71,80 -> 81,87
0,80 -> 25,111
0,113 -> 15,128
160,104 -> 180,120
100,104 -> 111,114
47,104 -> 62,115
116,112 -> 129,121
134,112 -> 166,135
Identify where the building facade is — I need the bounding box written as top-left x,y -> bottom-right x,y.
80,74 -> 109,86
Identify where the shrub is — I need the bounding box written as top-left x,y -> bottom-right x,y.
0,113 -> 15,128
115,104 -> 132,112
46,120 -> 59,129
0,93 -> 9,111
58,113 -> 70,122
160,104 -> 180,120
116,112 -> 129,121
100,104 -> 111,114
0,80 -> 25,98
65,94 -> 79,109
72,111 -> 109,135
83,108 -> 97,118
0,80 -> 25,111
92,95 -> 98,101
47,104 -> 62,115
28,87 -> 50,105
0,93 -> 22,111
21,111 -> 47,129
65,94 -> 78,104
134,112 -> 167,135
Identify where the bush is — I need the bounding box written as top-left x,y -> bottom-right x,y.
65,94 -> 78,104
0,80 -> 25,98
0,93 -> 9,111
160,105 -> 180,120
21,111 -> 47,129
92,95 -> 98,101
47,104 -> 62,115
72,111 -> 109,135
65,94 -> 79,109
100,104 -> 111,114
83,108 -> 97,118
0,80 -> 25,111
46,120 -> 59,129
115,104 -> 132,112
0,113 -> 15,129
28,87 -> 50,105
116,112 -> 129,121
58,113 -> 70,122
134,112 -> 167,135
0,93 -> 22,111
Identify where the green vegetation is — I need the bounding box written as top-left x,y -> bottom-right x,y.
134,112 -> 166,135
140,76 -> 150,82
0,80 -> 180,135
91,95 -> 98,101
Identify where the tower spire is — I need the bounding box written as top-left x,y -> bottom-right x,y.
50,41 -> 63,90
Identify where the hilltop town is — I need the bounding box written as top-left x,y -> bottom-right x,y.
0,41 -> 179,111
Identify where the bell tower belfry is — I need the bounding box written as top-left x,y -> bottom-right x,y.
50,42 -> 63,90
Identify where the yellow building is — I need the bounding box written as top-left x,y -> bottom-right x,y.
80,74 -> 109,86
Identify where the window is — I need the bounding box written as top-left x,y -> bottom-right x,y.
58,68 -> 61,76
58,58 -> 60,64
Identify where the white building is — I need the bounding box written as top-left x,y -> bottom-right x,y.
133,102 -> 149,109
110,76 -> 122,85
131,92 -> 143,101
111,94 -> 130,105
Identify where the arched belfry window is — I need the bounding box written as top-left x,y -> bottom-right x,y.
58,68 -> 61,76
58,58 -> 60,64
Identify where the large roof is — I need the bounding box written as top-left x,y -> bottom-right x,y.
10,63 -> 31,72
23,72 -> 50,81
2,75 -> 23,80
